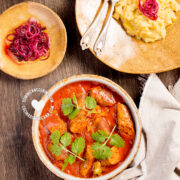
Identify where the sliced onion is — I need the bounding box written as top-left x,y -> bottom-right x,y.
6,18 -> 50,61
139,0 -> 159,20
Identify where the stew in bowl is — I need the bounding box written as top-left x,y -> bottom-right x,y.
32,75 -> 141,180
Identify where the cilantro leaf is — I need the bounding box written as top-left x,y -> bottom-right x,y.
85,96 -> 96,109
62,98 -> 74,116
69,108 -> 80,120
72,93 -> 78,106
92,130 -> 108,143
60,132 -> 72,147
50,144 -> 62,156
110,134 -> 125,147
71,137 -> 85,154
62,154 -> 76,171
50,130 -> 60,144
62,94 -> 98,119
91,142 -> 112,160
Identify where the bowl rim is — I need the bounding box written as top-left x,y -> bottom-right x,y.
32,74 -> 142,180
0,1 -> 67,80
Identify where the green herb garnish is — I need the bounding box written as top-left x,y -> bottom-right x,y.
50,130 -> 61,144
72,93 -> 78,107
61,98 -> 74,116
71,137 -> 85,154
61,93 -> 99,120
50,144 -> 62,156
85,96 -> 97,109
50,130 -> 85,171
92,130 -> 108,143
69,108 -> 80,120
110,134 -> 125,147
61,93 -> 81,119
91,125 -> 125,160
62,154 -> 76,171
60,132 -> 72,147
91,142 -> 112,160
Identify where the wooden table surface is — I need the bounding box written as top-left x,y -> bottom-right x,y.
0,0 -> 179,180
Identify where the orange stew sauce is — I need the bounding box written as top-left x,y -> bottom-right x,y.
39,81 -> 135,178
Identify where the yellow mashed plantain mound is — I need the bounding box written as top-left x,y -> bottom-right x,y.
113,0 -> 180,42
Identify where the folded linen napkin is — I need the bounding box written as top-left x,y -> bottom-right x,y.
114,74 -> 180,180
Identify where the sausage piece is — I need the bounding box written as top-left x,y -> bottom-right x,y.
117,103 -> 135,140
90,86 -> 116,106
47,143 -> 68,161
107,146 -> 123,165
69,110 -> 88,134
76,91 -> 87,108
47,110 -> 67,136
80,145 -> 94,177
101,146 -> 123,166
94,117 -> 111,135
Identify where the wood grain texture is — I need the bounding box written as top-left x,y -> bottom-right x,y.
0,1 -> 179,180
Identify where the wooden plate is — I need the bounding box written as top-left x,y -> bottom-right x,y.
0,2 -> 67,79
75,0 -> 180,74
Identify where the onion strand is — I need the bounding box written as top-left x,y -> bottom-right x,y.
139,0 -> 159,20
6,18 -> 50,61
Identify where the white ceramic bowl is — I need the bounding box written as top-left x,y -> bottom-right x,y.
32,74 -> 142,180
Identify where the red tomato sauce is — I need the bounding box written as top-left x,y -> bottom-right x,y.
39,81 -> 135,178
4,43 -> 22,65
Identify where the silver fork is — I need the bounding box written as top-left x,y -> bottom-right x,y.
80,0 -> 109,50
94,0 -> 118,56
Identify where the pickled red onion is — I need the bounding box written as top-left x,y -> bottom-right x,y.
6,18 -> 50,61
139,0 -> 159,20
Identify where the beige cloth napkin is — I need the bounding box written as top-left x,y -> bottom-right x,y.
114,74 -> 180,180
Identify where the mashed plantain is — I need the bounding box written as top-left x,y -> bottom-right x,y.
113,0 -> 180,42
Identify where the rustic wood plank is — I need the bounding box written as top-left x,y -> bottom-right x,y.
0,0 -> 179,180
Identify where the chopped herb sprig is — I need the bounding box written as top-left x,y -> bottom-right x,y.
91,125 -> 125,160
50,130 -> 85,171
61,93 -> 99,119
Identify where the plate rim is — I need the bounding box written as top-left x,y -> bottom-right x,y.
0,1 -> 67,80
75,0 -> 180,74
